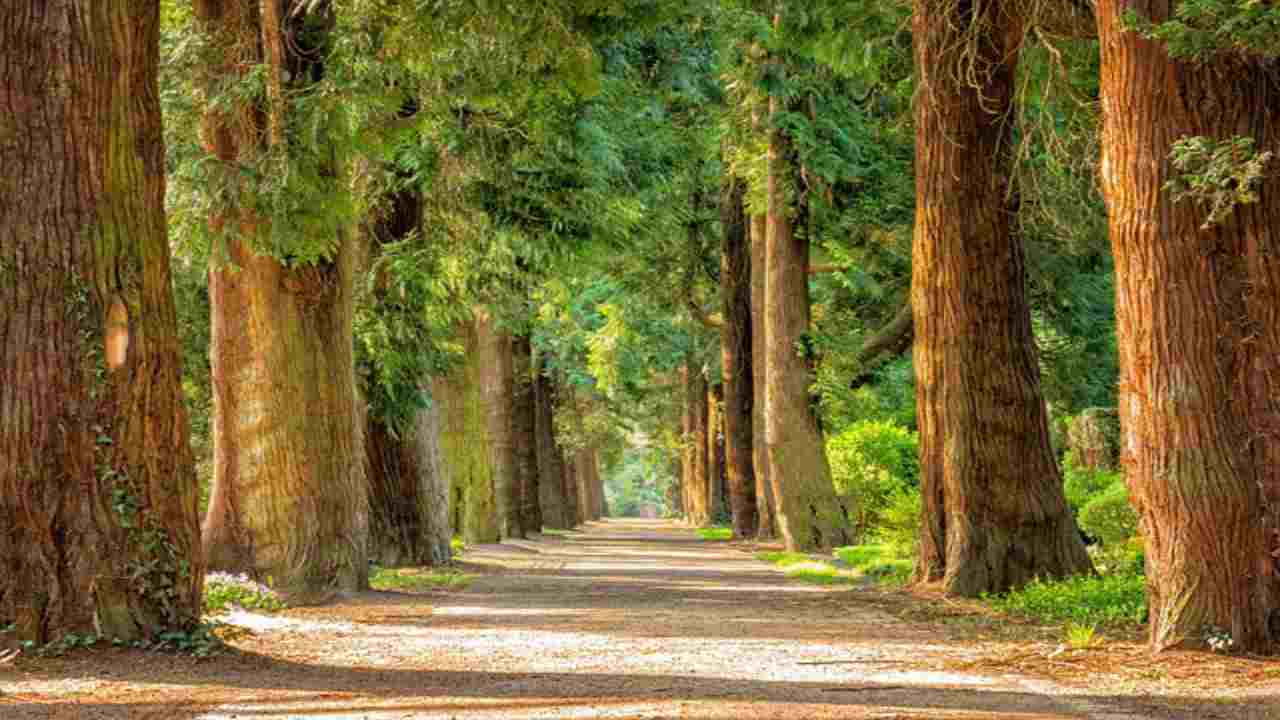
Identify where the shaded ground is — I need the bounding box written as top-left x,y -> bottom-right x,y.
2,519 -> 1278,719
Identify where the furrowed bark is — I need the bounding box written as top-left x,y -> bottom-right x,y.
764,80 -> 851,552
1,0 -> 202,643
512,334 -> 542,533
533,357 -> 571,529
477,310 -> 521,539
1097,0 -> 1280,652
911,0 -> 1090,596
750,213 -> 777,539
721,178 -> 759,538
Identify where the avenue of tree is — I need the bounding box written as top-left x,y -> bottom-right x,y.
2,0 -> 1278,655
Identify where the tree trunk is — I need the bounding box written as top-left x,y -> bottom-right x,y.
764,90 -> 850,551
476,311 -> 521,539
911,0 -> 1090,596
750,213 -> 777,539
721,178 -> 759,538
435,324 -> 498,544
1096,0 -> 1280,652
366,399 -> 452,567
682,365 -> 712,526
0,0 -> 203,643
707,386 -> 724,523
512,335 -> 542,534
533,358 -> 571,528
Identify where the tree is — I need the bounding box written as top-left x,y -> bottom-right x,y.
763,62 -> 852,551
194,0 -> 369,596
0,0 -> 202,642
910,0 -> 1090,595
1096,0 -> 1280,652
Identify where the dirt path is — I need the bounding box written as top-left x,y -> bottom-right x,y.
3,519 -> 1278,718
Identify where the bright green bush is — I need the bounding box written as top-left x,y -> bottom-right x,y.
827,420 -> 919,542
986,573 -> 1146,627
1079,480 -> 1139,547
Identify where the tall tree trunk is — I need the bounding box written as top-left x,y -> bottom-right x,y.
750,213 -> 777,539
683,364 -> 712,526
0,0 -> 202,643
512,335 -> 542,534
707,386 -> 724,523
764,86 -> 850,551
533,358 -> 571,528
197,0 -> 367,597
435,324 -> 498,544
366,398 -> 452,566
1096,0 -> 1280,652
476,311 -> 521,539
721,178 -> 759,538
911,0 -> 1090,596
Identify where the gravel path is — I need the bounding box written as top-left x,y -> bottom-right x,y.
5,518 -> 1274,719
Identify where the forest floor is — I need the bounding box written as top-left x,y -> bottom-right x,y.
3,518 -> 1280,719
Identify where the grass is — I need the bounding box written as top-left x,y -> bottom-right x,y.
756,551 -> 860,586
985,572 -> 1146,628
696,526 -> 733,541
369,566 -> 473,593
835,544 -> 913,585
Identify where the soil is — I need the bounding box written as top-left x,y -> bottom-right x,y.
2,519 -> 1278,719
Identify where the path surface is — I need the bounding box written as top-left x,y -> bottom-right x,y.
3,519 -> 1276,718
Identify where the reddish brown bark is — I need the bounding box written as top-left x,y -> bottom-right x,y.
764,86 -> 850,551
533,358 -> 571,528
721,178 -> 760,538
1097,0 -> 1280,652
682,365 -> 712,526
512,335 -> 542,533
477,311 -> 522,539
749,213 -> 777,539
0,0 -> 203,643
911,0 -> 1090,596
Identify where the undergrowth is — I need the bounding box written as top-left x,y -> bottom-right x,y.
370,566 -> 472,592
697,526 -> 732,541
985,573 -> 1146,628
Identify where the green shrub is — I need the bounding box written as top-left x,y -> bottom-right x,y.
874,486 -> 921,558
835,544 -> 912,585
204,573 -> 286,614
828,420 -> 919,542
1079,480 -> 1139,547
986,573 -> 1146,627
1062,451 -> 1121,514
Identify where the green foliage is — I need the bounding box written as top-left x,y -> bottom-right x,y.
369,566 -> 472,592
827,420 -> 919,542
1126,1 -> 1280,60
1166,135 -> 1274,229
1062,453 -> 1122,516
204,573 -> 287,614
1079,480 -> 1140,548
697,526 -> 732,541
986,573 -> 1147,628
835,545 -> 912,585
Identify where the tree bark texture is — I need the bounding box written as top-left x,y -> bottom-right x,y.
435,323 -> 498,544
533,358 -> 571,529
749,213 -> 777,539
682,365 -> 712,527
476,310 -> 522,539
365,399 -> 452,567
764,94 -> 851,552
721,179 -> 759,538
1097,0 -> 1280,652
512,335 -> 542,533
911,0 -> 1090,596
0,0 -> 203,643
